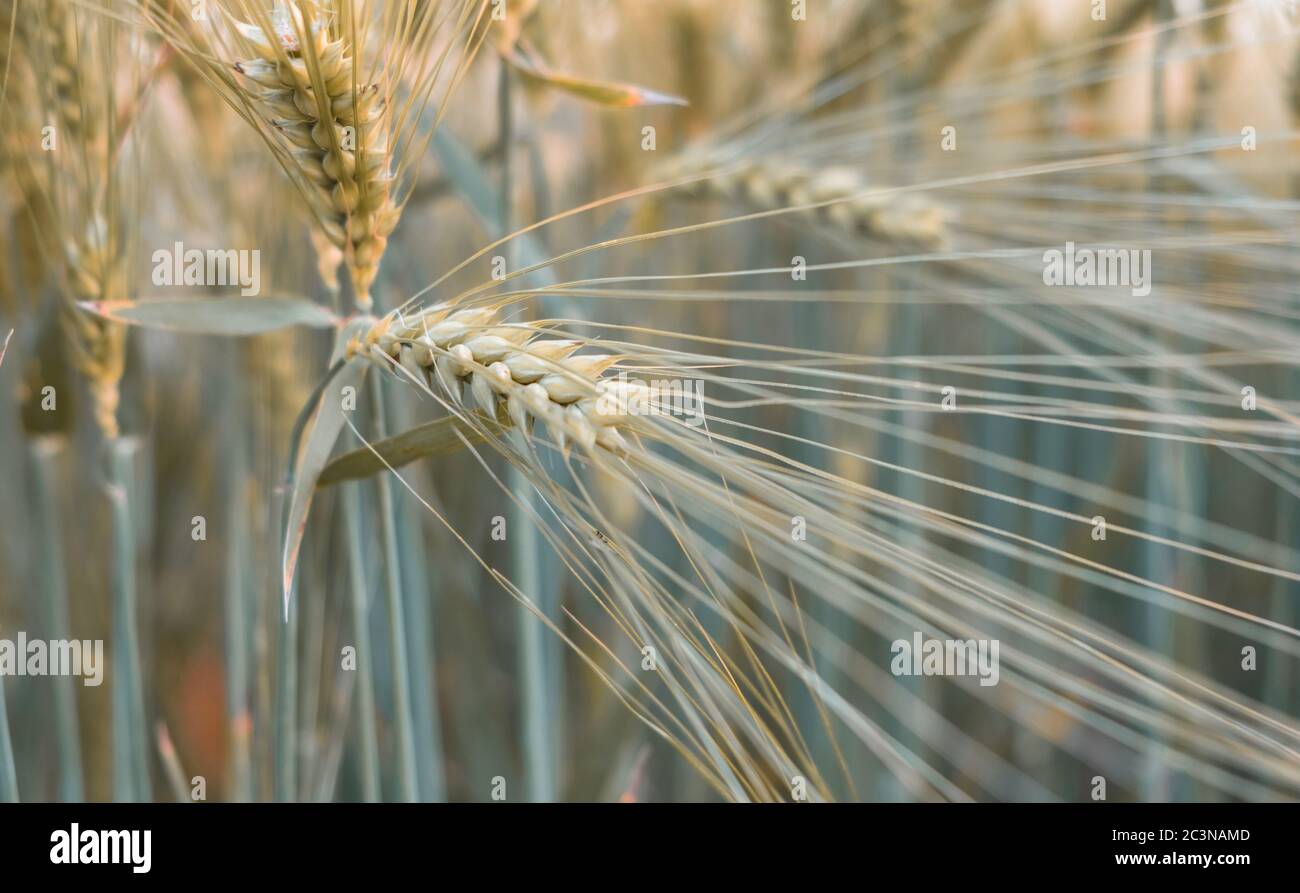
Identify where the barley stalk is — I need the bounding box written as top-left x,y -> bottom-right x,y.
30,437 -> 84,801
341,481 -> 380,802
368,370 -> 420,801
108,439 -> 150,802
0,671 -> 15,802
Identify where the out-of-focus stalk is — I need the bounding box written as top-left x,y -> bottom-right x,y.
500,60 -> 558,802
370,372 -> 418,802
342,481 -> 381,802
0,674 -> 16,802
221,355 -> 253,801
1142,0 -> 1177,802
108,438 -> 150,801
223,500 -> 253,801
30,436 -> 83,801
389,403 -> 447,801
274,570 -> 298,801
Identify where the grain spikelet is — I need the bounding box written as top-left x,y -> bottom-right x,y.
668,155 -> 952,248
349,304 -> 633,454
228,3 -> 398,307
141,0 -> 492,309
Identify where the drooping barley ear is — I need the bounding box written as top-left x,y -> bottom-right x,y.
667,156 -> 953,249
351,304 -> 885,798
349,304 -> 633,456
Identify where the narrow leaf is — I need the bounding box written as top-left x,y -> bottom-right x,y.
281,355 -> 368,617
504,52 -> 687,108
318,413 -> 500,487
80,296 -> 338,335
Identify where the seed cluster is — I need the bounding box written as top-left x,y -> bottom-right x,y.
672,156 -> 951,248
349,305 -> 657,454
232,9 -> 397,308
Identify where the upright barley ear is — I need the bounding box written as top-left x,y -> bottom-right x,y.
229,4 -> 398,309
41,0 -> 100,146
15,0 -> 133,441
62,227 -> 128,440
148,0 -> 487,311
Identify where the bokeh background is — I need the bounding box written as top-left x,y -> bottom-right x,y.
1,0 -> 1297,802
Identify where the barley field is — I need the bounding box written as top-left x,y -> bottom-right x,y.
0,0 -> 1297,804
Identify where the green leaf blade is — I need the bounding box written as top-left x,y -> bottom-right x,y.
318,413 -> 499,487
80,296 -> 339,335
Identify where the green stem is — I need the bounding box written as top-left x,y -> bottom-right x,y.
512,484 -> 554,801
108,438 -> 149,802
222,351 -> 253,802
30,437 -> 83,801
0,674 -> 16,802
500,58 -> 559,802
392,450 -> 447,800
343,481 -> 381,802
370,373 -> 418,801
274,568 -> 298,801
1142,0 -> 1177,801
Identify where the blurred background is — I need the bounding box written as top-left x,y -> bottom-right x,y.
0,0 -> 1298,802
